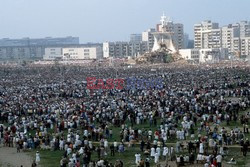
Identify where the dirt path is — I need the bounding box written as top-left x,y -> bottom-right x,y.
0,147 -> 33,167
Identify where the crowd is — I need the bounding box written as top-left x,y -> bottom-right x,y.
0,62 -> 250,167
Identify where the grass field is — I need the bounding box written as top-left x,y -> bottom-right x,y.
5,106 -> 250,167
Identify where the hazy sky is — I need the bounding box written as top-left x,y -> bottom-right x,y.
0,0 -> 249,43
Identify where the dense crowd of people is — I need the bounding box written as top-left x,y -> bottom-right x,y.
0,62 -> 250,167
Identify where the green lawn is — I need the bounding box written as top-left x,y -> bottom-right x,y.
27,147 -> 157,167
222,147 -> 250,166
5,104 -> 250,167
27,149 -> 64,167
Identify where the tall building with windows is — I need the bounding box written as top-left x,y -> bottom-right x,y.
194,20 -> 250,57
194,20 -> 220,49
173,23 -> 185,49
130,34 -> 142,42
240,37 -> 250,57
239,21 -> 250,38
221,24 -> 240,52
238,21 -> 250,57
142,28 -> 156,51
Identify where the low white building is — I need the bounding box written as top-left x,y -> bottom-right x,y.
179,49 -> 200,62
63,47 -> 102,60
199,48 -> 228,63
43,47 -> 102,60
43,47 -> 63,60
179,48 -> 228,63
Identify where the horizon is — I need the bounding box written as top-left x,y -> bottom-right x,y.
0,0 -> 250,43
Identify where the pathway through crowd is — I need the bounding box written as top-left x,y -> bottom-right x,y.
0,147 -> 33,167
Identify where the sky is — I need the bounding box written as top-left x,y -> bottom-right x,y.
0,0 -> 250,43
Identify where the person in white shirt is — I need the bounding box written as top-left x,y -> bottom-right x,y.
104,139 -> 108,151
197,154 -> 203,161
59,139 -> 64,150
35,151 -> 40,164
154,152 -> 160,164
219,146 -> 224,155
204,162 -> 209,167
150,147 -> 155,157
67,147 -> 72,155
135,153 -> 141,164
199,142 -> 204,154
156,147 -> 161,156
114,141 -> 118,151
216,154 -> 222,167
163,147 -> 168,160
78,147 -> 84,154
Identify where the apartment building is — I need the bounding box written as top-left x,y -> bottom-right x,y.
194,20 -> 220,49
240,37 -> 250,57
221,24 -> 240,52
194,20 -> 250,57
173,23 -> 185,50
103,41 -> 148,58
239,21 -> 250,38
142,28 -> 156,51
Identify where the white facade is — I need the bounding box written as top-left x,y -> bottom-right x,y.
103,42 -> 110,58
221,24 -> 240,53
199,48 -> 228,63
194,20 -> 250,56
179,48 -> 228,63
179,49 -> 200,62
194,21 -> 220,49
43,47 -> 102,60
62,47 -> 102,60
43,47 -> 63,60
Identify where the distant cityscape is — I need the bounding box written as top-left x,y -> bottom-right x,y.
0,14 -> 250,63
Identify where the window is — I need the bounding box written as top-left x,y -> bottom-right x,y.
84,53 -> 89,56
84,49 -> 90,52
